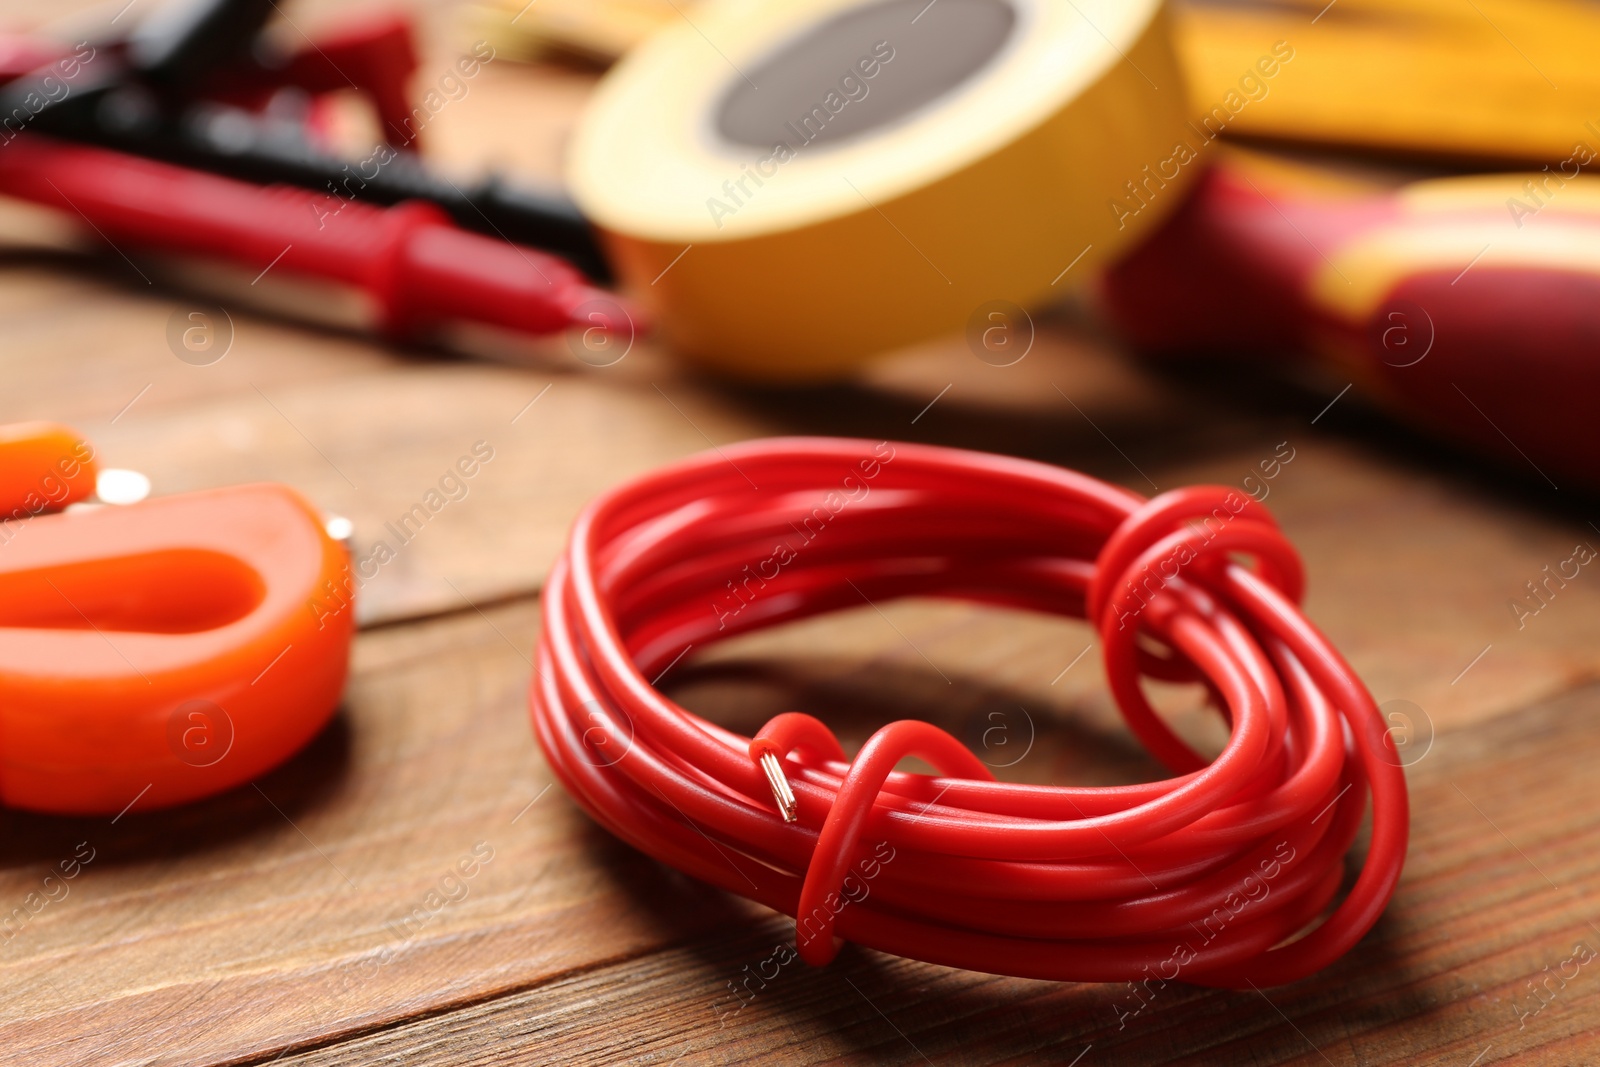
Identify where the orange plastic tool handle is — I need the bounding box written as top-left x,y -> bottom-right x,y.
0,421 -> 98,518
0,481 -> 353,814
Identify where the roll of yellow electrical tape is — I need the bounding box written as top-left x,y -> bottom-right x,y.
568,0 -> 1193,380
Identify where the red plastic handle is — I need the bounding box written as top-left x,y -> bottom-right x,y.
205,14 -> 422,147
0,135 -> 624,340
1101,159 -> 1600,488
0,450 -> 352,814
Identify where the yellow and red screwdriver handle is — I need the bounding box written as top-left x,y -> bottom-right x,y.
1101,155 -> 1600,489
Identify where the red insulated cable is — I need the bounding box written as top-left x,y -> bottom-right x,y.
529,437 -> 1409,987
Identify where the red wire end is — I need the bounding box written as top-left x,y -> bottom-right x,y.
757,750 -> 798,823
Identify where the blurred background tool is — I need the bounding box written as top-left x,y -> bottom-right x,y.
473,0 -> 694,65
482,0 -> 1599,167
0,0 -> 614,282
1100,152 -> 1600,490
478,0 -> 1600,488
0,421 -> 99,512
567,0 -> 1194,379
1172,0 -> 1599,165
0,135 -> 630,344
7,0 -> 1590,488
0,421 -> 353,815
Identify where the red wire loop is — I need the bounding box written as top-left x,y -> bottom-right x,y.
530,437 -> 1409,987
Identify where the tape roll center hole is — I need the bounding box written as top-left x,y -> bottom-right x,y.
715,0 -> 1016,151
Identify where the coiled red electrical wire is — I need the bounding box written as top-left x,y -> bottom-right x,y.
530,437 -> 1408,987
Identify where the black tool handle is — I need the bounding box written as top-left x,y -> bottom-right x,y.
128,0 -> 278,89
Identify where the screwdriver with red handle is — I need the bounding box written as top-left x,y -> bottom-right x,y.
1100,154 -> 1600,490
0,134 -> 632,341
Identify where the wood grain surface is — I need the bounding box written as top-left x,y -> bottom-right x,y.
1,2 -> 1597,1064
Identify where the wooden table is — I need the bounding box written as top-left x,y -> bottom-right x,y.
3,4 -> 1599,1064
